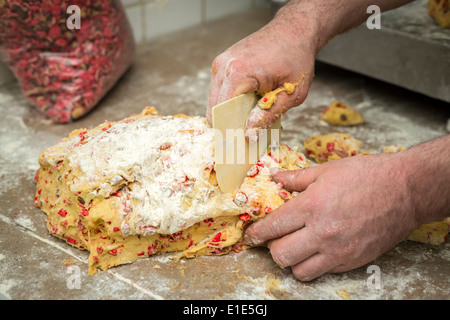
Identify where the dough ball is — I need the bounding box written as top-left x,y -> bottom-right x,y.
407,220 -> 449,245
304,132 -> 362,163
320,101 -> 365,126
383,145 -> 405,154
428,0 -> 450,28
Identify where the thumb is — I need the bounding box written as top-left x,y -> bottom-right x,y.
270,165 -> 323,192
245,78 -> 310,143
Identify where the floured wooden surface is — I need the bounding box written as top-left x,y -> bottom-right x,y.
0,9 -> 449,299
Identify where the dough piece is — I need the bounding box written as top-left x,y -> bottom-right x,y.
304,133 -> 362,163
383,145 -> 405,154
428,0 -> 450,28
320,101 -> 365,126
180,144 -> 311,258
257,80 -> 303,110
407,220 -> 449,245
232,144 -> 310,218
34,107 -> 309,275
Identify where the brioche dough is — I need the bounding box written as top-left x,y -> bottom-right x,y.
34,105 -> 449,275
383,145 -> 405,154
320,101 -> 365,126
428,0 -> 450,28
34,107 -> 309,275
257,80 -> 303,110
304,132 -> 362,163
407,220 -> 449,245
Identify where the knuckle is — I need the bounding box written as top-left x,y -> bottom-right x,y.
225,59 -> 242,77
269,243 -> 290,268
334,249 -> 348,263
319,227 -> 336,242
336,240 -> 359,262
212,54 -> 244,79
267,215 -> 288,239
319,222 -> 345,241
292,268 -> 315,282
212,53 -> 226,67
211,53 -> 229,75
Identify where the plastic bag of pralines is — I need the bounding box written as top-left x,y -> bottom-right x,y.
0,0 -> 135,123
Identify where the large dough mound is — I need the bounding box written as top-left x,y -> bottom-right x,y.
34,107 -> 310,274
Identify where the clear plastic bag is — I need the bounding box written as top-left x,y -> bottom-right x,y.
0,0 -> 135,123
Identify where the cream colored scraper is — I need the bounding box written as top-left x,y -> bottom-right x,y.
212,92 -> 281,193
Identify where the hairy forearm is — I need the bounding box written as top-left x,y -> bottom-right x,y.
273,0 -> 414,51
400,134 -> 450,225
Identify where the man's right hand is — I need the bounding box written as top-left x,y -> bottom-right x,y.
207,4 -> 320,142
206,0 -> 414,142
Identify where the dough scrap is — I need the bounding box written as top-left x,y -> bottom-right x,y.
304,132 -> 362,163
428,0 -> 450,28
257,79 -> 303,110
320,101 -> 365,126
407,220 -> 449,245
34,107 -> 309,275
383,145 -> 405,154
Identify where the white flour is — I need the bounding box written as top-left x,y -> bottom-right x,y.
55,115 -> 240,235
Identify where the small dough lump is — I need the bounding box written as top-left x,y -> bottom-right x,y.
304,132 -> 361,163
320,101 -> 365,126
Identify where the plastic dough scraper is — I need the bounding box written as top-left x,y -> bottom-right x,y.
212,92 -> 281,193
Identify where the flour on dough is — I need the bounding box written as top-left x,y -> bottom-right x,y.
34,107 -> 310,275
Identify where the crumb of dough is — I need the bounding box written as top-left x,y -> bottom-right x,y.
304,132 -> 362,163
257,79 -> 304,110
428,0 -> 450,28
265,274 -> 284,295
407,220 -> 449,245
336,289 -> 351,300
383,145 -> 405,154
320,101 -> 365,126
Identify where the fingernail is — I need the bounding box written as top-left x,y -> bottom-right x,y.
243,232 -> 263,247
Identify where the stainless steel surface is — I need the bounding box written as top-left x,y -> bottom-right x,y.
317,0 -> 450,103
0,8 -> 449,300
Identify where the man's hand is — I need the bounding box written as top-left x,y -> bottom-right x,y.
243,135 -> 450,281
244,153 -> 416,280
207,5 -> 319,141
207,0 -> 413,141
